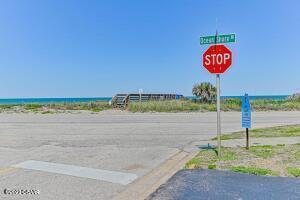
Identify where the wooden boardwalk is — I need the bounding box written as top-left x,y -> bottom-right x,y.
111,94 -> 183,108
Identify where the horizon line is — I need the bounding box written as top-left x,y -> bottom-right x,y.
0,94 -> 291,99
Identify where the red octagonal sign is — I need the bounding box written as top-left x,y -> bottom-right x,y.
202,44 -> 232,74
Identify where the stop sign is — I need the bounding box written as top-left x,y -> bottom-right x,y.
202,44 -> 232,74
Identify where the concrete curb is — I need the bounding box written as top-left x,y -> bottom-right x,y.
113,149 -> 198,200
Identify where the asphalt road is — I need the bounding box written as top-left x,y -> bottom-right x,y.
0,111 -> 299,199
148,169 -> 300,200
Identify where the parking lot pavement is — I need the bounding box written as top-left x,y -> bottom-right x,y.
0,111 -> 299,199
148,169 -> 300,200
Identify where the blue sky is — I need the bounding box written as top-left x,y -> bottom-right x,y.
0,0 -> 299,98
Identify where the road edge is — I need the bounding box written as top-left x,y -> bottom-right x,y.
113,149 -> 198,200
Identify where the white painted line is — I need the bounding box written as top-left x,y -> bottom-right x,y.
12,160 -> 137,185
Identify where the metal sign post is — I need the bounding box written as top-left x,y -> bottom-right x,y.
246,128 -> 249,149
242,93 -> 251,149
200,31 -> 235,157
216,74 -> 221,156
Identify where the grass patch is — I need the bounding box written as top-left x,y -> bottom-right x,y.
0,101 -> 112,113
24,104 -> 43,110
0,104 -> 18,109
250,145 -> 275,158
287,167 -> 300,177
185,150 -> 218,169
43,101 -> 111,112
294,152 -> 300,161
91,108 -> 102,112
185,148 -> 235,169
185,157 -> 204,169
212,124 -> 300,140
230,166 -> 273,176
185,143 -> 300,177
208,164 -> 216,169
219,148 -> 237,161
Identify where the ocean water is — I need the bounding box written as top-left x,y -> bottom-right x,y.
186,95 -> 289,101
0,97 -> 111,105
221,95 -> 289,100
0,95 -> 289,105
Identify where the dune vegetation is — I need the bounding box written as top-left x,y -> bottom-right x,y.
127,97 -> 300,112
0,101 -> 111,113
0,93 -> 299,113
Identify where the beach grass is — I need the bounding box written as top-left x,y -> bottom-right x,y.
126,99 -> 239,112
24,104 -> 43,110
0,101 -> 112,113
0,96 -> 300,113
252,99 -> 300,111
127,97 -> 300,112
211,124 -> 300,140
127,100 -> 214,112
0,104 -> 19,109
47,101 -> 111,111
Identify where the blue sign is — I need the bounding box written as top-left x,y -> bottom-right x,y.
242,93 -> 251,128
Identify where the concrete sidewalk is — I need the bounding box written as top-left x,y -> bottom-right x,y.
195,136 -> 300,149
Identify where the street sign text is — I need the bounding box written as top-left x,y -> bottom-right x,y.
242,94 -> 251,128
200,34 -> 236,45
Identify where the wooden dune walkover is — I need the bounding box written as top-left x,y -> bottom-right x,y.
111,93 -> 183,108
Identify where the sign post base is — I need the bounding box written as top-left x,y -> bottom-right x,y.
246,128 -> 249,150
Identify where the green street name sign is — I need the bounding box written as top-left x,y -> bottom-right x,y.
200,34 -> 236,45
